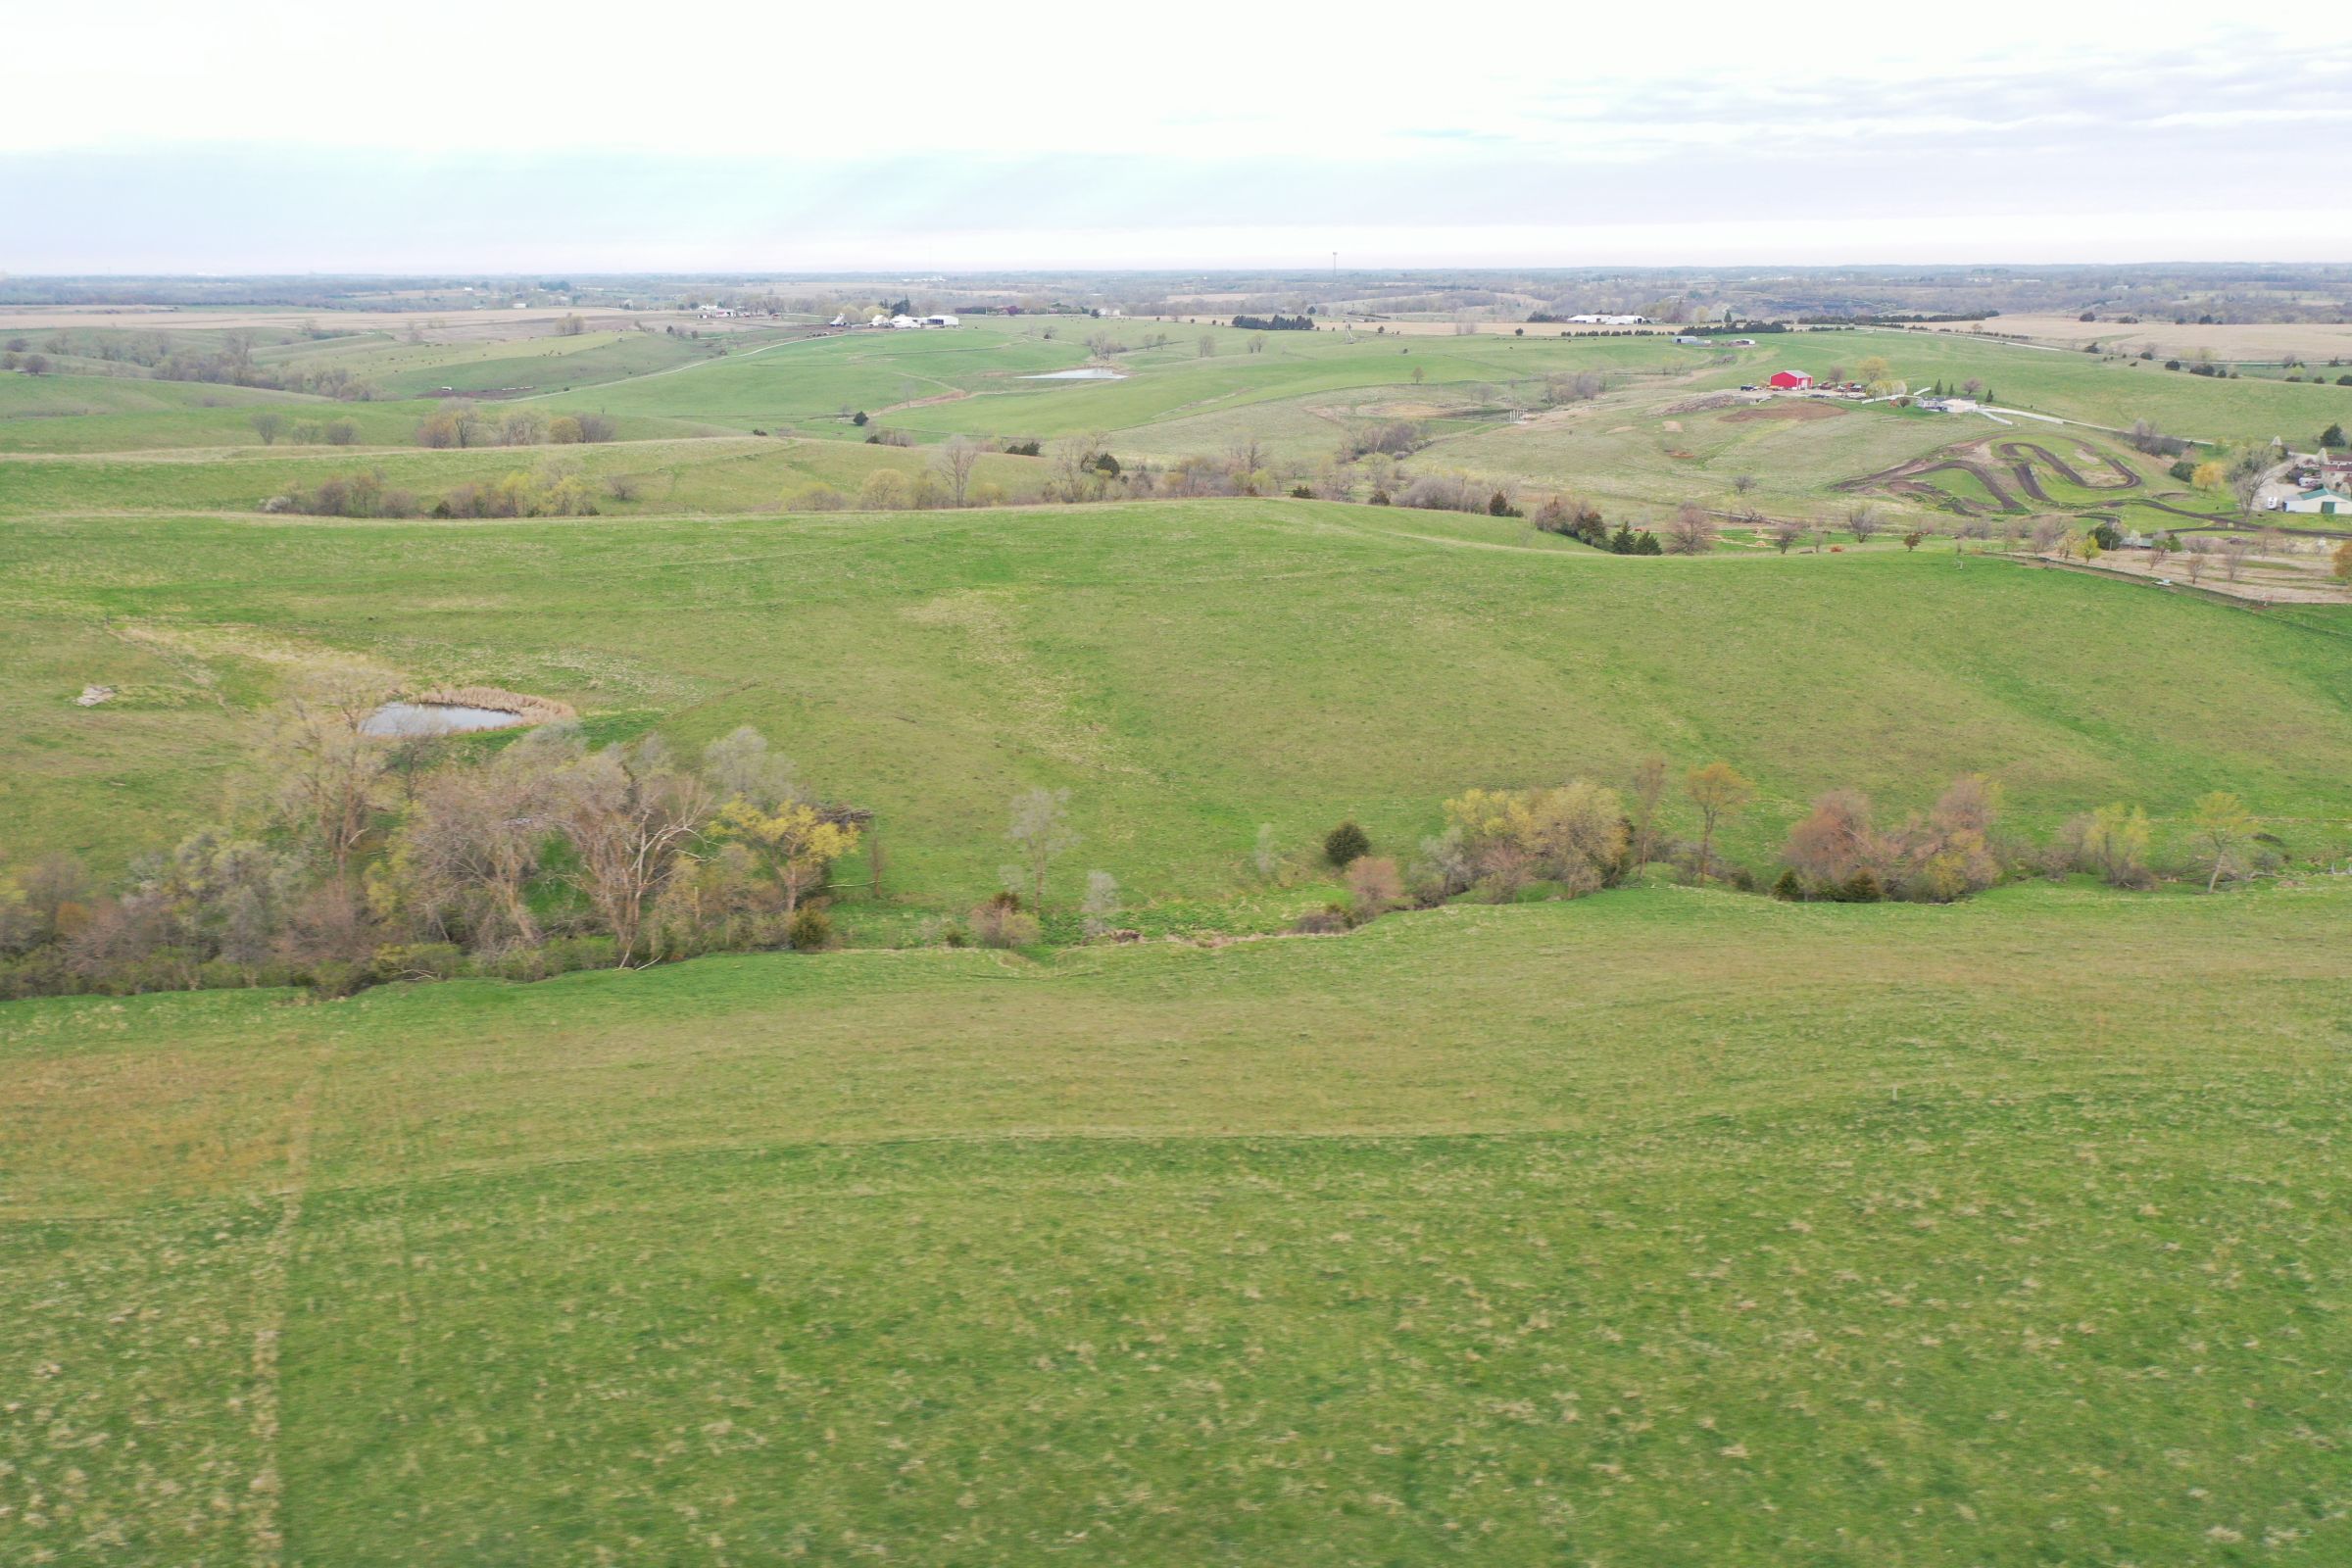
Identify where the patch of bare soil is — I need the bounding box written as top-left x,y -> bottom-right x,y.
1723,401 -> 1847,423
2024,550 -> 2350,604
1657,391 -> 1767,416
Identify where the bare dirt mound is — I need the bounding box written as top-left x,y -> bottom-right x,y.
1838,440 -> 2025,514
1657,391 -> 1761,416
1723,401 -> 1847,424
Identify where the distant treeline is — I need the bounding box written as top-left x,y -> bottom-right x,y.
1230,315 -> 1314,331
1792,312 -> 1993,324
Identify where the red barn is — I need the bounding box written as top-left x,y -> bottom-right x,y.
1767,370 -> 1813,390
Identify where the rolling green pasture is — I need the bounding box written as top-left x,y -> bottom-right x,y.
304,328 -> 763,399
1782,329 -> 2352,445
0,437 -> 1045,517
6,499 -> 2348,895
9,311 -> 2352,1568
0,372 -> 714,454
5,880 -> 2348,1565
542,319 -> 1709,444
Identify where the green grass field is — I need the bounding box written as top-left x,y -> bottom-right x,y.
7,308 -> 2352,1566
7,499 -> 2349,893
15,316 -> 2342,522
0,437 -> 1045,518
5,879 -> 2349,1565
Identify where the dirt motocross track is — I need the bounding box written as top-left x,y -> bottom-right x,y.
1841,436 -> 2222,523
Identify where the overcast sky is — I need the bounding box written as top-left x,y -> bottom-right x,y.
5,0 -> 2345,273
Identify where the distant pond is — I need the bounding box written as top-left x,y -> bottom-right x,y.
1020,368 -> 1127,380
361,702 -> 528,738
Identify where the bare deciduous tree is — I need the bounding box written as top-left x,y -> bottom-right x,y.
1006,786 -> 1078,911
1684,760 -> 1754,885
938,435 -> 982,508
555,740 -> 710,966
1080,869 -> 1121,937
399,735 -> 575,946
1627,756 -> 1668,871
1664,501 -> 1719,555
703,725 -> 801,808
256,667 -> 393,880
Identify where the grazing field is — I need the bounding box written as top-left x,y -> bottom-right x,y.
5,879 -> 2349,1565
1791,329 -> 2352,445
7,499 -> 2351,894
8,297 -> 2352,1567
12,315 -> 2343,520
0,437 -> 1044,518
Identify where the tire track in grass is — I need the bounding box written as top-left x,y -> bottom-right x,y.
243,1039 -> 332,1568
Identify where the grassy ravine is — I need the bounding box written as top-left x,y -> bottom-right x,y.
7,499 -> 2350,893
4,880 -> 2349,1566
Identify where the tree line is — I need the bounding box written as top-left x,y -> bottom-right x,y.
1290,763 -> 2281,933
2,693 -> 2295,1001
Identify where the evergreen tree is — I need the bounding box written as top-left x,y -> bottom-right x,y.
1323,820 -> 1371,868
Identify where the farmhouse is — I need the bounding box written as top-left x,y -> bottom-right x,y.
1767,370 -> 1813,390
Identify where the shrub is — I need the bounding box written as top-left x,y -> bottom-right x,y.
787,906 -> 833,952
969,899 -> 1041,949
1292,903 -> 1352,935
1838,868 -> 1884,903
1323,820 -> 1371,867
1345,856 -> 1403,918
1770,867 -> 1802,901
303,958 -> 372,998
370,942 -> 465,983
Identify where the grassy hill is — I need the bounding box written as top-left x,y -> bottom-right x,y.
5,878 -> 2348,1564
6,498 -> 2349,893
0,436 -> 1045,518
8,308 -> 2352,1568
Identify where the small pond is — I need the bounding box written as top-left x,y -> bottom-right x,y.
361,702 -> 527,738
1020,368 -> 1127,380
